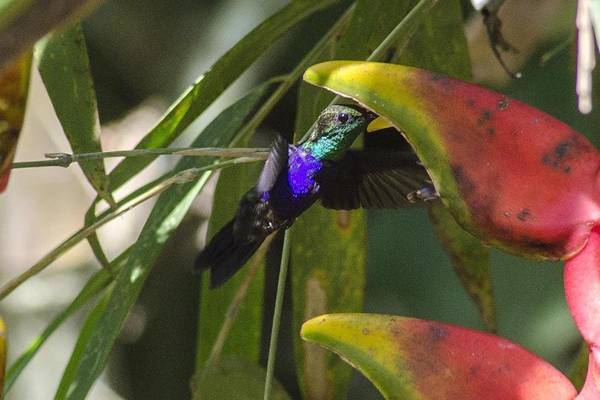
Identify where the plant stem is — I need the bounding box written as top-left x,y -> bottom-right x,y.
0,157 -> 260,301
264,228 -> 292,400
11,147 -> 269,169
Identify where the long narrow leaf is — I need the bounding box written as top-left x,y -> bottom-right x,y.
36,23 -> 112,204
3,249 -> 130,394
292,2 -> 423,398
55,82 -> 276,399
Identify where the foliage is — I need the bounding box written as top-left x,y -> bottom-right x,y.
0,1 -> 595,400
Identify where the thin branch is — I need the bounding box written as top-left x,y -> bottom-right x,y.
0,157 -> 260,301
11,147 -> 269,169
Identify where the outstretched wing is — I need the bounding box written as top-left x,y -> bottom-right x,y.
318,149 -> 432,209
256,135 -> 289,194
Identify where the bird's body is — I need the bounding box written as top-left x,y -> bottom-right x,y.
196,104 -> 435,287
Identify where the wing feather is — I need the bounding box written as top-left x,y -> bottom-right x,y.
256,135 -> 289,194
318,150 -> 434,210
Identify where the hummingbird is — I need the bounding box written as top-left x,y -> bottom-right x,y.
195,104 -> 435,287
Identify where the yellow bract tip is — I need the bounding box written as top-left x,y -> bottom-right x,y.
367,116 -> 395,132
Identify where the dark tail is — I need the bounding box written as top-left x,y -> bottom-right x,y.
194,219 -> 265,288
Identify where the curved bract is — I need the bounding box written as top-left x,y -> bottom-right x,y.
301,314 -> 577,400
303,61 -> 600,260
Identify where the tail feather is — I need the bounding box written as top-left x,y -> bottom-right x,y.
195,219 -> 266,288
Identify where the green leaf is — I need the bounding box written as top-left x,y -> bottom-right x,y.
36,23 -> 112,204
107,0 -> 341,191
292,2 -> 426,398
193,357 -> 291,400
55,82 -> 275,400
428,202 -> 496,331
301,314 -> 577,400
3,250 -> 130,395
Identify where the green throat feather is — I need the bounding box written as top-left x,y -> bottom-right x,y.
301,104 -> 371,160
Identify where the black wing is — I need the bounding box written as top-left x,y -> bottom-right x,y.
256,135 -> 288,194
317,149 -> 433,209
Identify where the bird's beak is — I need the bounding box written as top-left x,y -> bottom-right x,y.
367,115 -> 395,132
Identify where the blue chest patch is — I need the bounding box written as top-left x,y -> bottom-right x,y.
287,148 -> 322,197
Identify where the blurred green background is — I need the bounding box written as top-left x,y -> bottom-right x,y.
3,0 -> 599,398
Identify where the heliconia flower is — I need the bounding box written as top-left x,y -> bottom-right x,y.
302,61 -> 600,396
302,314 -> 586,399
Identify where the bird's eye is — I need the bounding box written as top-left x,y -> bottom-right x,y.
337,113 -> 349,123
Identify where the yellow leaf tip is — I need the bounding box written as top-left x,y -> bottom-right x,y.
302,67 -> 323,86
367,116 -> 395,132
300,314 -> 331,340
303,60 -> 368,87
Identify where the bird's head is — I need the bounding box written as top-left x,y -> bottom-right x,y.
300,104 -> 376,160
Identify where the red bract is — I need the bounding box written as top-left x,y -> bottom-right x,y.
303,61 -> 600,397
302,314 -> 579,399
